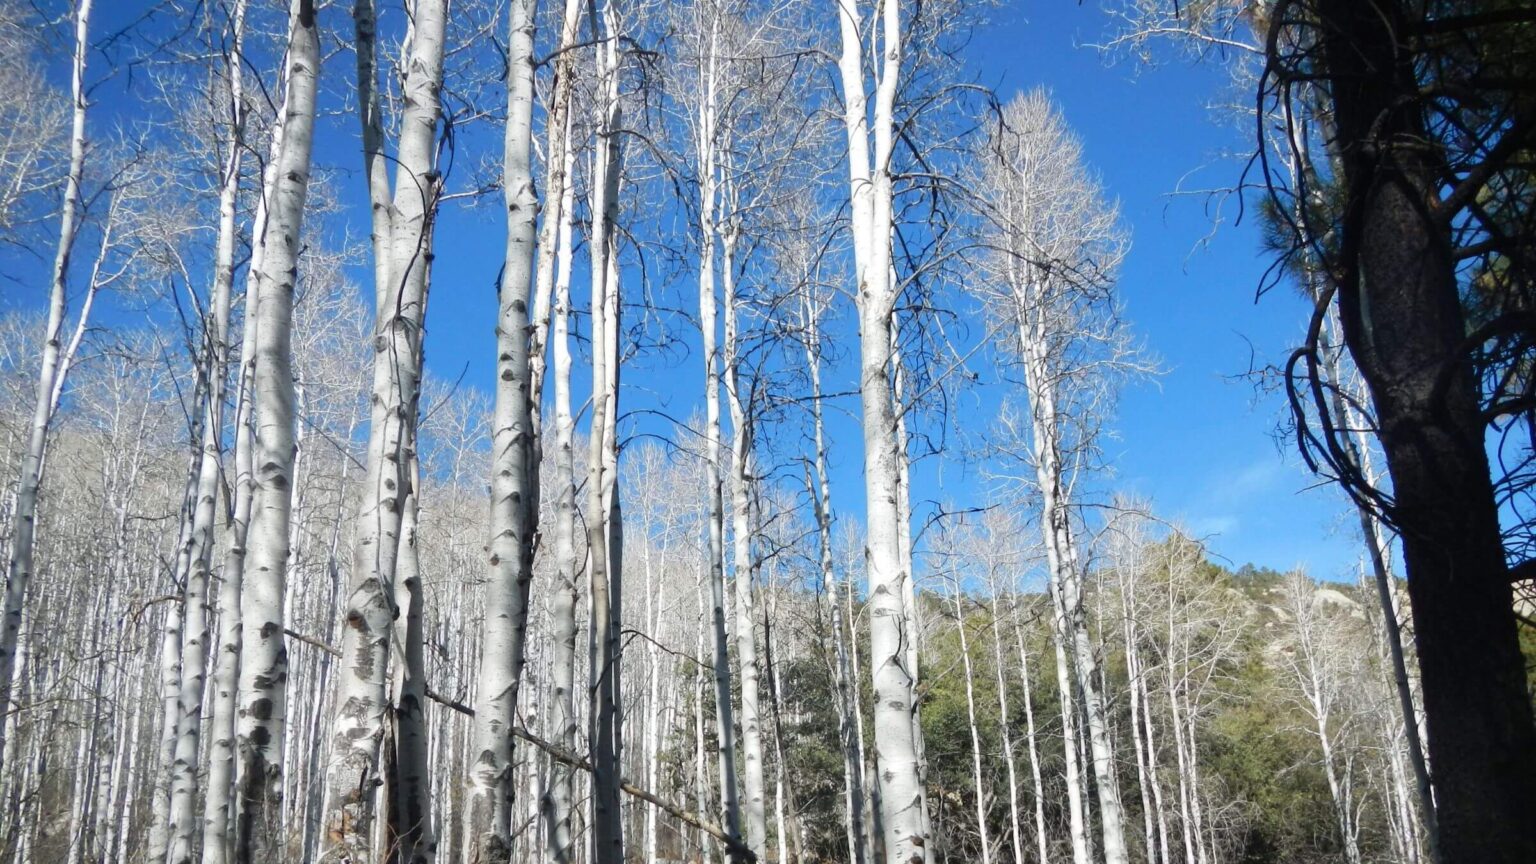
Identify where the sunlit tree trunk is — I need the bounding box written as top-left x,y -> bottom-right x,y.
803,287 -> 867,864
832,1 -> 930,858
721,215 -> 767,861
540,91 -> 581,864
167,6 -> 250,858
235,3 -> 320,859
586,10 -> 625,858
465,0 -> 540,858
0,0 -> 94,781
695,11 -> 745,854
983,581 -> 1024,864
321,1 -> 444,857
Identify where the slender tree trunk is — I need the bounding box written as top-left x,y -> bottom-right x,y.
152,488 -> 195,864
833,1 -> 930,859
207,98 -> 275,857
168,7 -> 250,856
985,589 -> 1024,864
321,1 -> 443,858
1017,319 -> 1128,864
1122,587 -> 1160,864
0,0 -> 94,781
697,16 -> 745,854
804,289 -> 866,864
721,225 -> 767,861
587,15 -> 625,859
392,456 -> 433,863
235,3 -> 320,859
540,99 -> 581,864
464,0 -> 540,858
949,585 -> 991,864
1046,568 -> 1089,864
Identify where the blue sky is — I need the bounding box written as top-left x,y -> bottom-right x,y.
2,1 -> 1365,582
958,5 -> 1361,578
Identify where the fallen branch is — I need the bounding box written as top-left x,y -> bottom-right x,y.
283,628 -> 755,862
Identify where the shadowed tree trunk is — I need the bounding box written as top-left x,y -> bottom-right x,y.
1313,1 -> 1536,860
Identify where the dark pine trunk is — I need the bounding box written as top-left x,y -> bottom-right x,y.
1317,1 -> 1536,861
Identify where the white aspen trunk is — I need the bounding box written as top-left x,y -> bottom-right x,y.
0,0 -> 94,781
321,1 -> 444,858
207,104 -> 276,858
694,570 -> 714,864
152,546 -> 191,864
466,0 -> 539,858
587,15 -> 625,859
528,0 -> 583,440
765,606 -> 795,864
392,458 -> 433,863
848,556 -> 882,861
1313,689 -> 1361,864
540,102 -> 580,864
168,7 -> 250,856
641,532 -> 676,864
890,329 -> 934,862
236,3 -> 319,859
1166,588 -> 1197,864
1138,644 -> 1172,864
832,1 -> 929,859
985,588 -> 1024,864
1294,597 -> 1362,864
804,288 -> 867,864
1048,573 -> 1090,864
721,222 -> 767,861
1015,309 -> 1128,864
1122,589 -> 1161,864
950,584 -> 992,864
696,14 -> 745,854
152,387 -> 216,862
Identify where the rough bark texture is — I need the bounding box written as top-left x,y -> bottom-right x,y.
1317,1 -> 1536,861
463,0 -> 539,859
235,3 -> 319,860
320,1 -> 444,858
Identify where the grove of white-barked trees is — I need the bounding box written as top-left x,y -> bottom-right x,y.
0,2 -> 1525,864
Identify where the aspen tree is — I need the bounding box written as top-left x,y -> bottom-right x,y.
235,1 -> 320,858
720,180 -> 767,860
0,0 -> 94,780
801,277 -> 867,864
540,95 -> 582,864
831,1 -> 931,858
977,91 -> 1138,864
320,0 -> 445,857
166,6 -> 250,860
465,0 -> 541,856
585,6 -> 626,857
